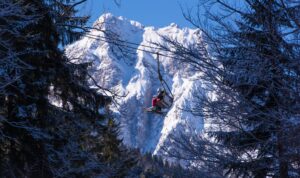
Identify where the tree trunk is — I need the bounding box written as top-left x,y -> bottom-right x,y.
278,132 -> 289,178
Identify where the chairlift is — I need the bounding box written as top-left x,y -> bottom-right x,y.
144,53 -> 174,114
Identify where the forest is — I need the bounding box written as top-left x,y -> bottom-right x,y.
0,0 -> 299,177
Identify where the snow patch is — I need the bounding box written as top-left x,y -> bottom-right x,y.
65,13 -> 205,156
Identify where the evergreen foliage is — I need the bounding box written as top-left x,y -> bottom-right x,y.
158,0 -> 300,177
209,1 -> 300,177
126,150 -> 205,178
0,0 -> 135,177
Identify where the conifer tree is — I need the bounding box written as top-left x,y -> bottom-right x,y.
0,0 -> 135,177
159,0 -> 300,177
207,1 -> 300,177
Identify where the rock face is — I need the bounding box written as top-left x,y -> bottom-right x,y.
65,13 -> 204,155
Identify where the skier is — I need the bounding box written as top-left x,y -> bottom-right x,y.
150,88 -> 166,112
151,95 -> 161,112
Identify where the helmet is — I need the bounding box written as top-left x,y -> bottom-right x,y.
157,88 -> 164,93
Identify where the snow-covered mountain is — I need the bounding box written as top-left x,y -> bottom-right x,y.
65,13 -> 204,156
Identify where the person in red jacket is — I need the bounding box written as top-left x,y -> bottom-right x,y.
151,88 -> 166,112
151,96 -> 161,112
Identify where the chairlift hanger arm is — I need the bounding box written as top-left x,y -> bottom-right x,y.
156,53 -> 163,82
156,53 -> 174,99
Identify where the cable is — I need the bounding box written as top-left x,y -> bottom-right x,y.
84,32 -> 217,73
86,33 -> 171,52
84,34 -> 181,60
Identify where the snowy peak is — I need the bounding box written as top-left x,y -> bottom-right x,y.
93,13 -> 144,31
65,13 -> 204,156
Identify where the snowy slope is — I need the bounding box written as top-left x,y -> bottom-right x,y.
65,13 -> 204,155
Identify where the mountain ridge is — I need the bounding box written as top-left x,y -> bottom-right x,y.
65,13 -> 204,157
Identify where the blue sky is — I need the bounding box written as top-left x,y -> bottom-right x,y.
79,0 -> 199,28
